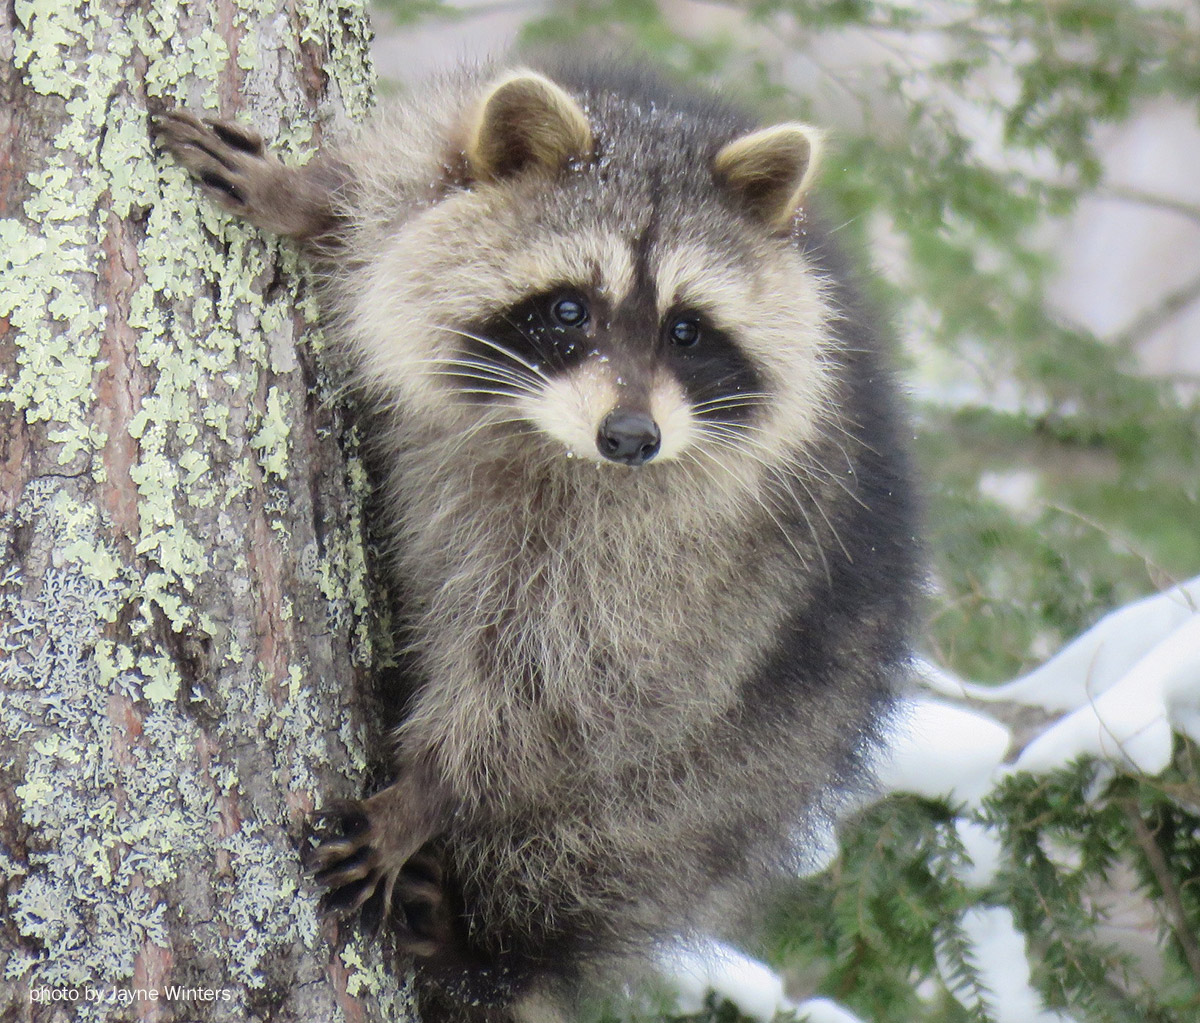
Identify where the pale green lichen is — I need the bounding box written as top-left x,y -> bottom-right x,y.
250,386 -> 293,479
220,820 -> 318,986
1,0 -> 383,1016
11,0 -> 93,99
3,483 -> 154,990
341,938 -> 417,1020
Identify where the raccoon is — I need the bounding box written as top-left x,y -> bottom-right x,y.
157,60 -> 920,1023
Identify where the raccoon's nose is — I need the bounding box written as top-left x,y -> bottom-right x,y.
597,410 -> 661,466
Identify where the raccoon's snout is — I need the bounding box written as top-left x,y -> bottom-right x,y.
597,410 -> 661,466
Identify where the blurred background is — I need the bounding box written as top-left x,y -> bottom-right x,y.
366,4 -> 1200,1021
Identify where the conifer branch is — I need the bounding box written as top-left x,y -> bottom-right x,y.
1120,799 -> 1200,985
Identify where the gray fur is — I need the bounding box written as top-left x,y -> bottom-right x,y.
156,59 -> 920,1023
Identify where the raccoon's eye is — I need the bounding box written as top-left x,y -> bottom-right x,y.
551,296 -> 588,328
668,318 -> 701,348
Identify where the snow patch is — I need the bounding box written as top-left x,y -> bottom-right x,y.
955,819 -> 1005,889
1014,613 -> 1200,775
948,908 -> 1077,1023
660,941 -> 795,1021
875,697 -> 1011,806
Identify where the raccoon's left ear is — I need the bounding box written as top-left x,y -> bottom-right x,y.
713,123 -> 823,231
466,70 -> 594,181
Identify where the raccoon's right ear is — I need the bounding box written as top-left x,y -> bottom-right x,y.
713,123 -> 823,231
465,71 -> 593,181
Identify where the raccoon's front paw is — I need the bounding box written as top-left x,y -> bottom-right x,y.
152,110 -> 272,218
305,797 -> 452,956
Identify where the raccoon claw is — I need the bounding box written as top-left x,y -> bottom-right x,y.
354,874 -> 441,955
390,853 -> 453,956
155,107 -> 346,240
152,110 -> 267,216
306,802 -> 386,915
199,171 -> 247,207
202,117 -> 267,157
306,798 -> 452,955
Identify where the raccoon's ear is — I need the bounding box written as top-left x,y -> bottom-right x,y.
466,71 -> 593,181
713,123 -> 822,230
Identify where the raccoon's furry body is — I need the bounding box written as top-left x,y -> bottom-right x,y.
158,60 -> 919,1023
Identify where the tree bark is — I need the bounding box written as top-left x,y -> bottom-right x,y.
0,2 -> 411,1020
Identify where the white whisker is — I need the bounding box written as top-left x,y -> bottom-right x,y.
690,392 -> 771,413
687,443 -> 819,578
431,324 -> 553,383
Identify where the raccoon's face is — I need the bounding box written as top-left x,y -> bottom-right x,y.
454,274 -> 765,468
349,70 -> 835,477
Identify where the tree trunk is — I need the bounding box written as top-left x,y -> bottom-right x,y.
0,2 -> 412,1020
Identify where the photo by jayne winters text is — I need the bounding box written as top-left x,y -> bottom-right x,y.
29,985 -> 234,1006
